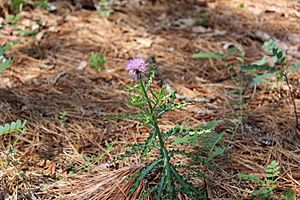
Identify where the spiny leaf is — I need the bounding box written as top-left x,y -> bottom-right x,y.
169,149 -> 209,166
172,137 -> 189,145
170,165 -> 207,199
130,160 -> 161,195
128,95 -> 146,109
145,65 -> 156,90
172,128 -> 212,146
162,152 -> 175,199
118,83 -> 141,92
138,185 -> 158,200
162,125 -> 186,141
140,129 -> 157,158
117,143 -> 145,161
156,174 -> 166,200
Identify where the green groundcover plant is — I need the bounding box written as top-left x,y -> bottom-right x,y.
238,160 -> 295,200
241,39 -> 300,128
0,42 -> 26,141
0,41 -> 18,72
111,57 -> 225,200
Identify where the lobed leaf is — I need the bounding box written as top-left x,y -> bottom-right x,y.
130,159 -> 161,195
170,165 -> 207,199
117,143 -> 145,161
138,185 -> 159,200
140,129 -> 157,158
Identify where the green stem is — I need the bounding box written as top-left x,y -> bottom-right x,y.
283,72 -> 299,129
140,80 -> 153,113
140,79 -> 175,198
140,80 -> 165,150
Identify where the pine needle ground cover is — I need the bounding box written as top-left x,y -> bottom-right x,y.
0,0 -> 300,199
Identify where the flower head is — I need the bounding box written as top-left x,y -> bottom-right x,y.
126,57 -> 149,80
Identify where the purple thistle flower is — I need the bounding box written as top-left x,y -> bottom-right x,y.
126,57 -> 149,80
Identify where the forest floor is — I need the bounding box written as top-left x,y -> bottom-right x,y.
0,0 -> 300,199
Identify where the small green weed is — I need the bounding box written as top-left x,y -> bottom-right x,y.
237,2 -> 245,9
97,0 -> 113,17
81,141 -> 114,170
238,160 -> 295,200
192,46 -> 246,135
0,41 -> 18,72
10,0 -> 25,14
0,120 -> 26,137
1,120 -> 26,164
67,140 -> 114,174
89,52 -> 106,72
37,0 -> 50,10
18,28 -> 39,37
5,14 -> 21,26
197,12 -> 209,26
241,39 -> 300,128
59,111 -> 68,125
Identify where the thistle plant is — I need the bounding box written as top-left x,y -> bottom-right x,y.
113,57 -> 224,199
